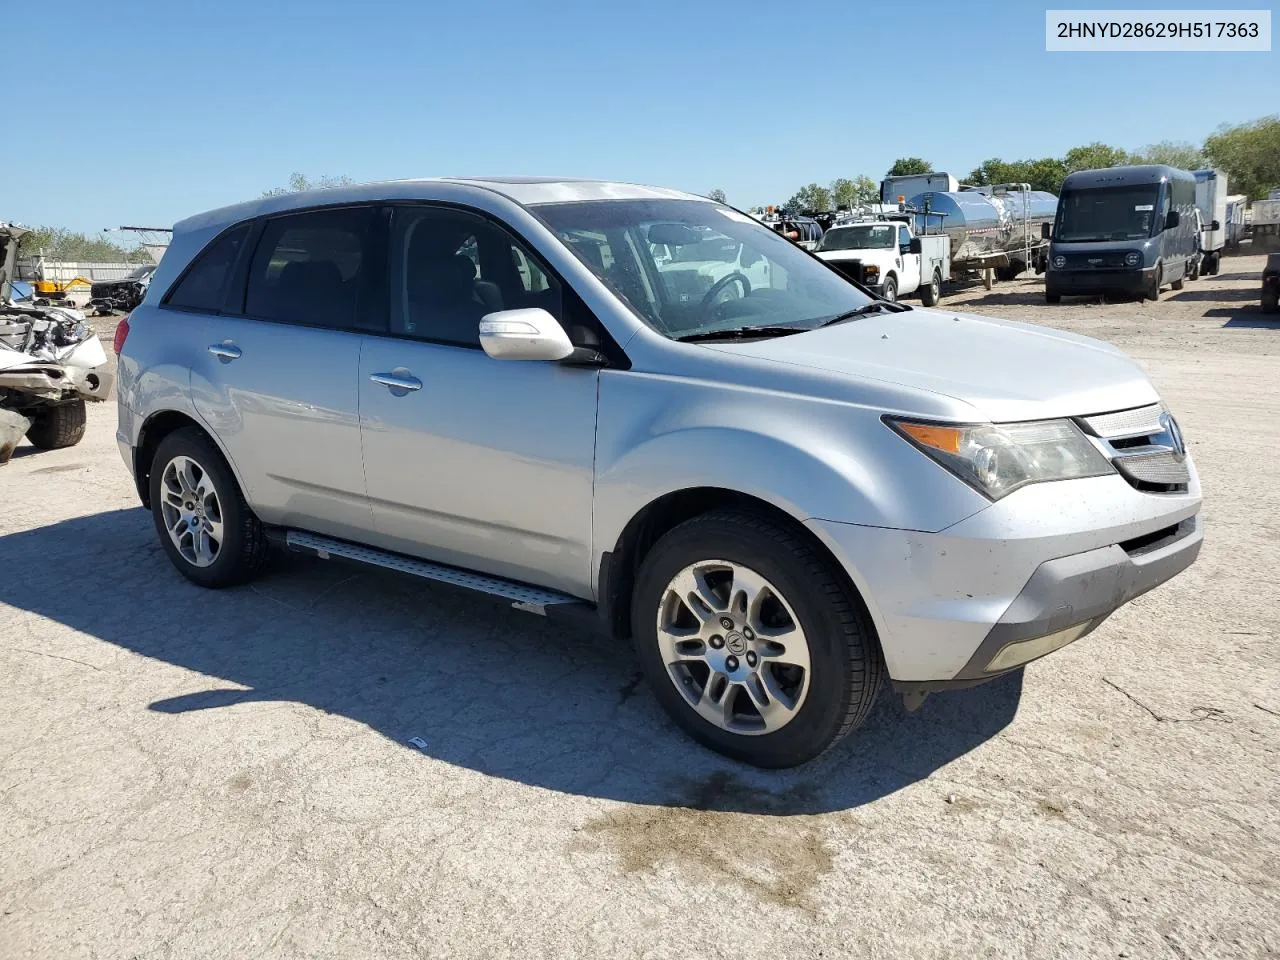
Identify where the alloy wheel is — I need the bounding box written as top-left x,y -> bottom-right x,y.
159,455 -> 224,567
655,560 -> 812,735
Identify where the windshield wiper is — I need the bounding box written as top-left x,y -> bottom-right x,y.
819,301 -> 910,328
675,325 -> 807,343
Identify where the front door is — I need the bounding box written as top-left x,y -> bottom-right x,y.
357,204 -> 598,596
897,225 -> 921,292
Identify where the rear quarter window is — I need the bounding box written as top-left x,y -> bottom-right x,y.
164,225 -> 250,312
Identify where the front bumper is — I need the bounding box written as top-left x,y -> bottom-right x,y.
1047,266 -> 1153,296
806,472 -> 1202,686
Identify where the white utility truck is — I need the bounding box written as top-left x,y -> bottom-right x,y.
1193,169 -> 1230,275
814,218 -> 950,305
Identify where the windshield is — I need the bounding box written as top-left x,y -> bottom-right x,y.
531,199 -> 872,339
816,224 -> 896,251
1057,185 -> 1161,242
128,265 -> 156,279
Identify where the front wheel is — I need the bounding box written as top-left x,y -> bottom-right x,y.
1045,290 -> 1062,304
631,509 -> 883,767
920,269 -> 942,307
881,275 -> 898,303
1145,266 -> 1162,302
149,427 -> 269,588
1188,257 -> 1201,281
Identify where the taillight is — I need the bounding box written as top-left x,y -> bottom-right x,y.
113,315 -> 130,355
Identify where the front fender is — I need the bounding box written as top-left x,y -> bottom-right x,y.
592,372 -> 989,574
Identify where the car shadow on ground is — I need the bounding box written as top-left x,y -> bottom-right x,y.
1168,288 -> 1260,303
1199,304 -> 1278,325
0,508 -> 1022,815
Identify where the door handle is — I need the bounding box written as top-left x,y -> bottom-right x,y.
208,342 -> 242,362
370,372 -> 422,392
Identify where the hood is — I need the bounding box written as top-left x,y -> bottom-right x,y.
817,249 -> 894,264
705,307 -> 1157,422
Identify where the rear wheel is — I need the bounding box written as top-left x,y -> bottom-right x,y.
920,269 -> 942,307
1188,257 -> 1201,281
25,399 -> 86,450
881,275 -> 898,302
149,427 -> 269,588
631,509 -> 883,767
1172,273 -> 1185,291
1045,290 -> 1062,304
1263,294 -> 1279,315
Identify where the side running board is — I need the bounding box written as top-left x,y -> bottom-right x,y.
284,530 -> 585,616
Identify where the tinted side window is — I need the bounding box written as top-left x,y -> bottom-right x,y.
244,207 -> 379,329
389,206 -> 562,347
165,224 -> 250,312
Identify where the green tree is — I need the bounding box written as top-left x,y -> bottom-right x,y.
830,175 -> 878,209
886,157 -> 932,177
1064,142 -> 1130,172
967,157 -> 1068,194
706,188 -> 727,203
1129,140 -> 1206,171
785,183 -> 832,212
262,172 -> 355,198
16,226 -> 150,263
1204,115 -> 1280,199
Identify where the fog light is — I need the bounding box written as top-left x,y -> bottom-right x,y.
985,619 -> 1098,672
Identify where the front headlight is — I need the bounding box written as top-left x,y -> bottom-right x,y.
1124,251 -> 1142,267
864,264 -> 880,277
886,417 -> 1114,500
1052,255 -> 1066,269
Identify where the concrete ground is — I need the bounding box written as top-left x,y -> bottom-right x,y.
1,252 -> 1278,959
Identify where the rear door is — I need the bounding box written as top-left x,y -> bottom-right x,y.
184,205 -> 382,540
357,204 -> 598,595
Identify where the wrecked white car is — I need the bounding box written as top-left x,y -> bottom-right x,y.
1,223 -> 113,461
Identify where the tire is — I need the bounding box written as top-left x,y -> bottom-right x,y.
630,509 -> 883,768
149,426 -> 269,588
881,275 -> 897,302
25,399 -> 86,450
1145,265 -> 1162,302
920,269 -> 942,307
1188,257 -> 1201,281
1172,274 -> 1185,291
1207,253 -> 1220,276
1263,295 -> 1279,315
1045,291 -> 1061,304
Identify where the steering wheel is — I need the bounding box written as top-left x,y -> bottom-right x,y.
699,272 -> 750,316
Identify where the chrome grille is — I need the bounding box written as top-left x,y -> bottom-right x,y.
1076,403 -> 1189,494
1112,450 -> 1191,486
1079,403 -> 1164,439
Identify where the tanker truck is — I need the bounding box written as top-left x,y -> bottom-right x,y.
905,184 -> 1058,286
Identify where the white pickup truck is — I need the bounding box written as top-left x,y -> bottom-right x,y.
813,219 -> 950,305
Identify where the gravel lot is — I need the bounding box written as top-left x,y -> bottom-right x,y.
2,252 -> 1277,959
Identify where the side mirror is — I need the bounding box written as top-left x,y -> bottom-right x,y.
1041,222 -> 1051,240
1205,219 -> 1220,231
479,308 -> 573,362
1165,210 -> 1180,230
908,237 -> 922,255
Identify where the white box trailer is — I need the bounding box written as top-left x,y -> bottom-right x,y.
880,172 -> 958,205
1194,169 -> 1228,273
1253,198 -> 1280,249
1224,195 -> 1247,249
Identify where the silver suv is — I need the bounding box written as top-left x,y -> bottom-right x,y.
116,178 -> 1202,767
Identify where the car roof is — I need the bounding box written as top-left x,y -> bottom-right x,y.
171,177 -> 709,235
1062,164 -> 1195,190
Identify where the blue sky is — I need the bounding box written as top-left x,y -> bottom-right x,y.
9,0 -> 1277,239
